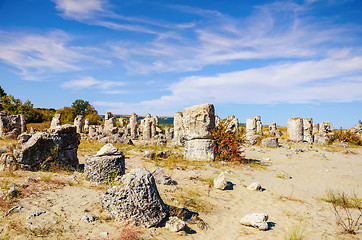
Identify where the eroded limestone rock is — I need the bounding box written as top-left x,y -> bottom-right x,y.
100,168 -> 168,227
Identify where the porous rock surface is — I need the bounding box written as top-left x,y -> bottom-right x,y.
100,168 -> 168,228
85,143 -> 124,183
13,124 -> 79,170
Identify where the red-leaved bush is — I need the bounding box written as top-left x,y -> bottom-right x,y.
212,118 -> 245,162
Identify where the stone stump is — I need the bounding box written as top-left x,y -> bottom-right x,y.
182,103 -> 215,161
287,117 -> 304,142
84,144 -> 125,184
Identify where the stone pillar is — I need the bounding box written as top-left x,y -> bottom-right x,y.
287,117 -> 304,142
246,117 -> 257,136
74,115 -> 84,133
119,118 -> 124,128
228,115 -> 239,132
165,128 -> 174,140
215,115 -> 221,128
20,115 -> 27,133
182,103 -> 215,161
50,114 -> 62,130
143,114 -> 152,140
255,116 -> 262,134
313,123 -> 319,134
172,112 -> 184,146
269,123 -> 277,132
104,112 -> 117,134
151,115 -> 159,138
84,119 -> 90,132
129,113 -> 138,139
303,117 -> 313,143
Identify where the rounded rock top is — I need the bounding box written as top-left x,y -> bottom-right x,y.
96,143 -> 121,156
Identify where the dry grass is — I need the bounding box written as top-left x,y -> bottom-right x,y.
26,121 -> 51,132
278,196 -> 306,204
321,190 -> 362,234
166,186 -> 214,213
284,225 -> 305,240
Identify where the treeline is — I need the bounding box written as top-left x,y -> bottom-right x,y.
0,86 -> 102,125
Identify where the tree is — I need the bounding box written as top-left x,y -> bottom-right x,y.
72,99 -> 90,116
0,86 -> 6,98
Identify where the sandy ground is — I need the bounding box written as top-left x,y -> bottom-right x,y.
1,141 -> 361,240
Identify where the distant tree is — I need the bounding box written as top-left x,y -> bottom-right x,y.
0,94 -> 42,122
56,106 -> 75,123
0,86 -> 6,98
72,99 -> 90,116
84,104 -> 102,125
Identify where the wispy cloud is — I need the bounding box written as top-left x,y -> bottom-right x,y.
0,30 -> 109,81
109,1 -> 352,75
94,56 -> 362,115
53,0 -> 108,20
62,76 -> 126,91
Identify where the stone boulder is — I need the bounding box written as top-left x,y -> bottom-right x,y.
150,166 -> 176,185
13,124 -> 80,170
214,172 -> 228,190
247,182 -> 263,191
261,137 -> 279,148
84,144 -> 125,184
100,168 -> 168,228
240,213 -> 269,231
166,217 -> 186,232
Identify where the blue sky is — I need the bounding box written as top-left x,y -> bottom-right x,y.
0,0 -> 361,128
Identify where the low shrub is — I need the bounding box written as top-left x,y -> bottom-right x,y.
212,118 -> 245,162
334,128 -> 362,146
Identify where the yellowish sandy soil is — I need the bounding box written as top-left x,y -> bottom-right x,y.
1,141 -> 361,240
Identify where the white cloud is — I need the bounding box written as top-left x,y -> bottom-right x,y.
94,57 -> 362,115
109,1 -> 351,75
0,30 -> 108,81
53,0 -> 107,20
62,76 -> 125,90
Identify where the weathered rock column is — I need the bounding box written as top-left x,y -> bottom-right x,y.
104,112 -> 118,134
151,115 -> 159,138
142,114 -> 152,140
74,115 -> 84,133
20,115 -> 27,133
313,123 -> 320,134
182,103 -> 215,161
129,113 -> 138,139
84,119 -> 90,132
50,114 -> 62,130
172,112 -> 184,146
314,122 -> 334,145
268,122 -> 282,137
287,117 -> 304,142
255,116 -> 262,134
228,115 -> 239,132
303,117 -> 313,143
